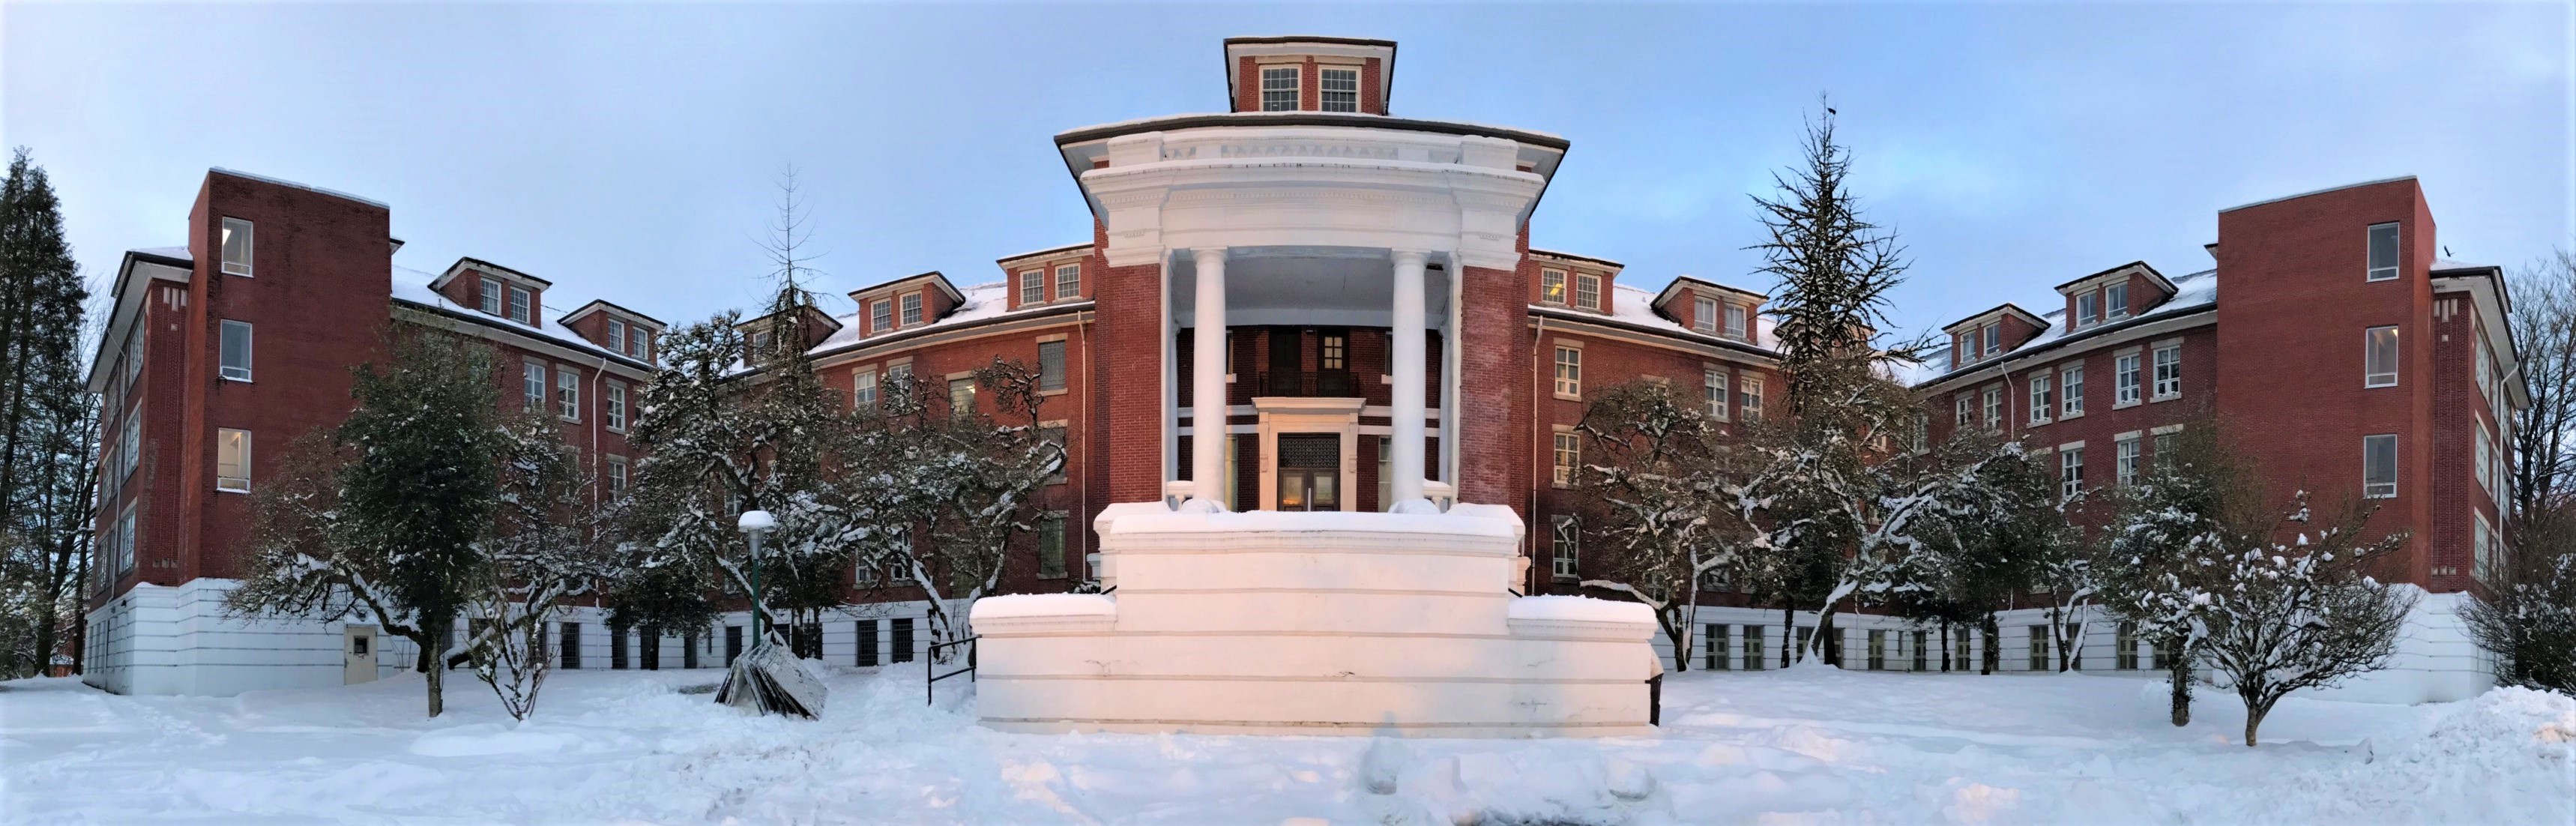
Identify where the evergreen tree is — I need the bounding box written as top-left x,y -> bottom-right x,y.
0,148 -> 90,678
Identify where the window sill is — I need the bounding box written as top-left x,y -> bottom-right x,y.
2150,394 -> 2180,404
1038,388 -> 1069,397
2060,410 -> 2084,420
1554,393 -> 1582,402
2113,400 -> 2141,410
1552,574 -> 1581,584
221,376 -> 253,384
2365,381 -> 2398,390
2029,418 -> 2051,428
216,484 -> 250,495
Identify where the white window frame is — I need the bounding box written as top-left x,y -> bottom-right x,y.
2077,292 -> 2100,328
557,367 -> 580,421
900,292 -> 923,326
480,278 -> 503,315
2362,434 -> 2398,498
1318,66 -> 1359,112
1553,346 -> 1582,398
2115,435 -> 2141,487
1725,304 -> 1748,340
2060,446 -> 2084,498
1704,369 -> 1729,421
1552,430 -> 1580,488
1037,340 -> 1067,391
605,382 -> 627,432
216,428 -> 251,492
1055,263 -> 1082,300
2106,283 -> 2129,319
219,319 -> 253,382
606,454 -> 627,494
2366,222 -> 2401,282
1539,270 -> 1568,305
871,299 -> 893,333
220,217 -> 253,276
853,369 -> 878,410
1259,65 -> 1300,112
607,319 -> 627,353
2476,422 -> 2494,497
507,286 -> 532,325
2151,343 -> 2182,400
1551,515 -> 1580,579
1692,296 -> 1718,334
1982,386 -> 2003,430
1740,375 -> 1765,421
2114,352 -> 2143,407
524,363 -> 547,410
1019,270 -> 1045,306
2028,373 -> 2053,425
1574,274 -> 1602,311
2364,325 -> 2399,388
1982,324 -> 2000,356
2060,364 -> 2084,418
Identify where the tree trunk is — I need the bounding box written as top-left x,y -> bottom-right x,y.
1665,617 -> 1692,672
2168,651 -> 2192,728
1780,606 -> 1794,669
2242,693 -> 2272,747
427,656 -> 444,717
1980,612 -> 1999,675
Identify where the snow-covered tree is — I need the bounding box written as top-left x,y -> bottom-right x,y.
465,415 -> 613,719
2196,492 -> 2414,747
1572,380 -> 1735,670
0,148 -> 92,679
2094,420 -> 2251,725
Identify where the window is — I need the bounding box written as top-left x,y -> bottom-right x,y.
606,454 -> 627,494
2363,434 -> 2398,498
1957,333 -> 1976,365
900,292 -> 923,326
2152,345 -> 2181,400
871,300 -> 893,333
2153,431 -> 2177,463
606,319 -> 627,354
2116,437 -> 2141,487
1955,394 -> 1973,426
2476,423 -> 2493,495
1019,270 -> 1044,306
220,218 -> 253,276
1725,304 -> 1748,340
2107,283 -> 2129,319
1260,66 -> 1299,111
1552,432 -> 1580,487
1704,370 -> 1729,420
2060,364 -> 2084,417
2473,514 -> 2494,580
1055,263 -> 1081,300
606,383 -> 627,431
948,377 -> 975,417
2115,353 -> 2142,406
1321,334 -> 1345,370
1318,67 -> 1360,112
1037,514 -> 1068,578
2117,622 -> 2139,670
507,286 -> 532,325
115,505 -> 136,573
1982,386 -> 2002,429
1553,346 -> 1581,397
2077,292 -> 2100,327
2028,373 -> 2053,425
1041,426 -> 1067,483
1575,274 -> 1602,310
2366,222 -> 2401,282
1704,624 -> 1729,670
118,413 -> 139,481
629,330 -> 649,361
1540,270 -> 1567,305
480,278 -> 503,315
1038,340 -> 1067,391
523,364 -> 546,410
887,362 -> 912,388
1551,516 -> 1580,579
561,624 -> 581,669
2060,447 -> 2084,498
1868,630 -> 1886,670
1692,297 -> 1718,334
853,370 -> 878,411
557,368 -> 580,420
217,428 -> 251,492
1740,376 -> 1765,421
219,320 -> 253,382
2365,326 -> 2399,388
750,331 -> 773,356
1743,624 -> 1766,671
2028,626 -> 2051,671
1982,324 -> 2000,356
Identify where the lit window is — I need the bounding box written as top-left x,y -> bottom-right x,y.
217,428 -> 251,492
606,382 -> 627,431
1038,340 -> 1066,391
1260,66 -> 1299,112
480,278 -> 503,315
2365,326 -> 2399,388
1554,346 -> 1581,397
1575,274 -> 1602,311
948,377 -> 975,417
220,218 -> 253,276
1740,376 -> 1765,422
852,370 -> 878,410
1540,271 -> 1568,305
1725,305 -> 1748,340
1553,432 -> 1580,487
2106,283 -> 2129,319
2060,447 -> 2084,498
871,300 -> 893,333
219,320 -> 253,382
1319,67 -> 1359,112
1704,370 -> 1729,420
2152,344 -> 2182,400
1693,297 -> 1718,334
608,319 -> 627,353
1019,270 -> 1044,306
557,367 -> 579,420
900,292 -> 923,326
1551,516 -> 1580,579
2077,292 -> 2100,327
2363,434 -> 2398,498
2116,438 -> 2140,487
523,364 -> 546,410
2028,373 -> 2053,425
1320,334 -> 1344,370
2115,353 -> 2142,406
1055,263 -> 1082,300
2366,223 -> 2401,282
2060,364 -> 2084,417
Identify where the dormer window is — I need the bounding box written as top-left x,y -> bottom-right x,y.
1019,270 -> 1044,306
1692,297 -> 1718,334
1055,263 -> 1081,300
608,319 -> 627,352
2076,292 -> 2099,328
2106,283 -> 2129,319
1725,305 -> 1748,340
1260,66 -> 1299,112
750,330 -> 773,355
1982,323 -> 2000,356
871,299 -> 893,333
1319,67 -> 1359,112
507,286 -> 532,325
480,278 -> 504,316
1540,270 -> 1567,305
1575,274 -> 1602,311
900,292 -> 923,326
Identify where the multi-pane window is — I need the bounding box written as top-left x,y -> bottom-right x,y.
948,377 -> 975,417
900,292 -> 923,326
1692,297 -> 1718,334
219,320 -> 253,382
1553,432 -> 1580,486
2061,364 -> 2084,417
1982,324 -> 2000,356
220,218 -> 253,276
1743,624 -> 1766,671
887,362 -> 913,389
871,300 -> 893,333
1955,394 -> 1973,426
217,428 -> 251,492
116,505 -> 136,572
1740,376 -> 1765,421
1019,270 -> 1045,306
608,319 -> 627,353
2060,447 -> 2084,498
1540,270 -> 1567,305
2363,434 -> 2398,498
1055,263 -> 1081,300
605,383 -> 627,431
1725,304 -> 1748,340
1038,340 -> 1067,391
1260,66 -> 1299,111
2473,513 -> 2494,580
2476,423 -> 2493,496
1037,514 -> 1068,578
2028,373 -> 2053,425
557,368 -> 580,420
1551,516 -> 1580,579
1704,624 -> 1730,670
2366,223 -> 2401,282
507,286 -> 532,325
2107,283 -> 2129,319
2365,326 -> 2399,388
1982,386 -> 2002,429
119,414 -> 139,480
480,278 -> 504,315
853,370 -> 878,410
1321,334 -> 1345,370
1553,346 -> 1581,397
1704,370 -> 1729,420
2117,621 -> 2140,670
2077,292 -> 2100,327
1574,274 -> 1602,310
2115,353 -> 2142,406
2029,626 -> 2051,671
1318,67 -> 1359,112
1042,426 -> 1067,483
2116,437 -> 2141,487
524,364 -> 546,410
2152,345 -> 2182,399
630,330 -> 649,361
2153,431 -> 2177,464
606,454 -> 627,494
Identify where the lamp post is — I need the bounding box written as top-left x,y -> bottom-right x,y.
737,510 -> 776,642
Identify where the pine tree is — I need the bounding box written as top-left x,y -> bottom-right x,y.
0,148 -> 90,678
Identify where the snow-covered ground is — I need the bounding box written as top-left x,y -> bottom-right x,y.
4,665 -> 2570,825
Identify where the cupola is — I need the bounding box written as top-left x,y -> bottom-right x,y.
1223,37 -> 1396,115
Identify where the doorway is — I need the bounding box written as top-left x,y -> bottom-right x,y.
1275,434 -> 1341,511
343,625 -> 379,685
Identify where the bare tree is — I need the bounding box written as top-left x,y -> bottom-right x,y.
1572,381 -> 1734,669
2506,250 -> 2575,538
2197,492 -> 2415,747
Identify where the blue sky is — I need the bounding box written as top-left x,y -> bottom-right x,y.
7,3 -> 2568,340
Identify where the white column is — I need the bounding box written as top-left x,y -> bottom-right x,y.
1190,247 -> 1228,507
1390,250 -> 1429,508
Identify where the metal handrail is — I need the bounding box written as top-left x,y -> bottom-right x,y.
926,634 -> 979,705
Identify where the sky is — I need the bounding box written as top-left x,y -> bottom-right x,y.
6,2 -> 2569,342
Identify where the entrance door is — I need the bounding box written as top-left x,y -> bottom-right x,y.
1275,434 -> 1341,511
343,625 -> 379,685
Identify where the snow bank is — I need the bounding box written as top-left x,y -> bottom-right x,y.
968,593 -> 1114,621
1506,594 -> 1653,624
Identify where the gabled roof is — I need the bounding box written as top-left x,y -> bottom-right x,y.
1940,303 -> 2049,336
429,256 -> 552,292
1651,275 -> 1767,310
2054,260 -> 2176,295
735,304 -> 845,336
558,298 -> 667,331
847,270 -> 966,305
390,265 -> 654,371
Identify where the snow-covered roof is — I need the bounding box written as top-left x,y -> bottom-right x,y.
1533,283 -> 1779,355
1904,268 -> 2218,388
808,280 -> 1091,358
131,245 -> 190,262
390,265 -> 652,370
1052,111 -> 1569,148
